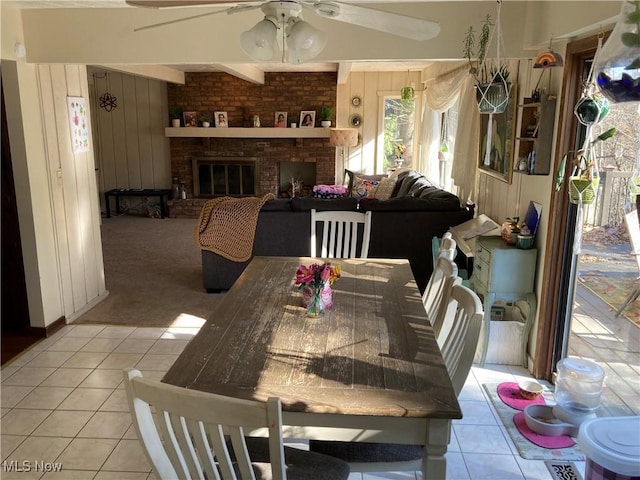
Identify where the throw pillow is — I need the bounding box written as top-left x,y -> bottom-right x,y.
344,169 -> 387,196
313,184 -> 348,199
374,175 -> 398,200
351,176 -> 380,200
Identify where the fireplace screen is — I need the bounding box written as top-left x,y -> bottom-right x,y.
193,157 -> 258,197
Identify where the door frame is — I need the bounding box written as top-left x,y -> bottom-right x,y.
532,34 -> 606,380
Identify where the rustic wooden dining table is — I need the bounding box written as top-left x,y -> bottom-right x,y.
162,256 -> 462,479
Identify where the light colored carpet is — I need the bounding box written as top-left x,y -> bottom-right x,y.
74,215 -> 224,327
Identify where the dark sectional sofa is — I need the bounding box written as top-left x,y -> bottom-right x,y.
200,170 -> 474,293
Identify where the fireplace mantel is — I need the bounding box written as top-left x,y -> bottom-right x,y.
165,127 -> 331,139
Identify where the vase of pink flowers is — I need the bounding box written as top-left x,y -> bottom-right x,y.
295,262 -> 341,317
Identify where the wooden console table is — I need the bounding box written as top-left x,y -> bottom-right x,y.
104,188 -> 172,218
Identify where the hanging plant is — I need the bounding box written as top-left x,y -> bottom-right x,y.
463,14 -> 492,83
401,70 -> 415,101
463,1 -> 512,167
567,127 -> 617,205
462,6 -> 512,114
401,86 -> 415,100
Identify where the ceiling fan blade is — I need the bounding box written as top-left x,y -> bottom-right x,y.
226,4 -> 264,16
126,0 -> 255,7
311,2 -> 440,41
133,8 -> 228,32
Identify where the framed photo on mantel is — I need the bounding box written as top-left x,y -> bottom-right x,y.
275,111 -> 287,128
300,110 -> 315,128
215,111 -> 228,128
183,111 -> 197,128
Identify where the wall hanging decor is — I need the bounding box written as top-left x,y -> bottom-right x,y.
531,39 -> 564,100
94,72 -> 118,112
99,89 -> 117,113
67,96 -> 90,153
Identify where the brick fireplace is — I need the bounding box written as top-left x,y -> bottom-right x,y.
167,72 -> 337,217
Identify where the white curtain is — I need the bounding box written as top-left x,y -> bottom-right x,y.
419,108 -> 441,183
452,76 -> 480,204
419,66 -> 479,203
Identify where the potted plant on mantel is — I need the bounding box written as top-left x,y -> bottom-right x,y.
169,107 -> 183,127
199,113 -> 212,128
319,106 -> 334,128
463,13 -> 511,114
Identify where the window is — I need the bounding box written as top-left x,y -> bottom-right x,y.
381,96 -> 415,172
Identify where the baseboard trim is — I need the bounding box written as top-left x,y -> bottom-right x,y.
29,315 -> 66,339
66,290 -> 110,323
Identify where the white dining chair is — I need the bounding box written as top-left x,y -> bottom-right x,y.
422,253 -> 461,340
615,204 -> 640,318
123,369 -> 350,480
311,209 -> 372,258
308,284 -> 483,473
432,232 -> 457,265
436,283 -> 484,394
432,233 -> 470,286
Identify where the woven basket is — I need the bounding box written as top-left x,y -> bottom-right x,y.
569,177 -> 599,204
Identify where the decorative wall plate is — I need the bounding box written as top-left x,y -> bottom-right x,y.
351,96 -> 361,107
350,114 -> 362,127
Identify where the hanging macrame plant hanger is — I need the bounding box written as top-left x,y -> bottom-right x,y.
570,33 -> 609,254
478,0 -> 512,166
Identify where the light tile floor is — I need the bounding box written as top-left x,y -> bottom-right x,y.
1,324 -> 584,480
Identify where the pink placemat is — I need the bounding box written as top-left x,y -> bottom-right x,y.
483,383 -> 585,460
513,412 -> 576,449
497,382 -> 545,411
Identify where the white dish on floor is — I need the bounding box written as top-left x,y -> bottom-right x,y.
524,404 -> 579,437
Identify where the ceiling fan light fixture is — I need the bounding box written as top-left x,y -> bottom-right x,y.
287,18 -> 328,64
240,18 -> 277,61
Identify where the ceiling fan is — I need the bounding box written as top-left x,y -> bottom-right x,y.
126,0 -> 440,64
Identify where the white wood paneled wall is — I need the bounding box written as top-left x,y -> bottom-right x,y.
88,68 -> 170,212
37,64 -> 106,321
337,70 -> 422,176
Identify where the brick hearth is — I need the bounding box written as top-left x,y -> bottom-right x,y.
167,72 -> 337,217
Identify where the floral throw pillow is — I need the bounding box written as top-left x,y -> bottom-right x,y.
351,176 -> 380,200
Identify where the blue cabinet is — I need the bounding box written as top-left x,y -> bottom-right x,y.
470,236 -> 537,367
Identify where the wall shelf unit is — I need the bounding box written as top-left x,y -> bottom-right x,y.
514,95 -> 556,175
165,127 -> 331,139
